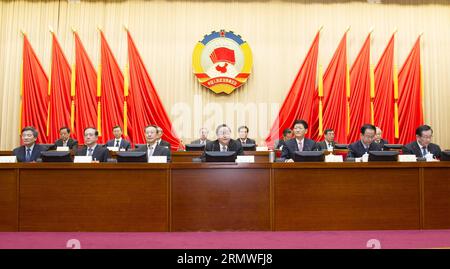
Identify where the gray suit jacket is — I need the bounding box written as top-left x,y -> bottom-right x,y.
316,141 -> 336,151
136,144 -> 171,162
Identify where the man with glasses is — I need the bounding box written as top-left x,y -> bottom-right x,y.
316,128 -> 337,151
402,125 -> 441,159
76,127 -> 109,162
281,119 -> 317,162
347,124 -> 382,158
204,124 -> 244,155
13,126 -> 47,162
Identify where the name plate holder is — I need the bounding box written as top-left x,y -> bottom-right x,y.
74,156 -> 93,163
0,156 -> 17,163
398,155 -> 417,162
325,154 -> 343,163
236,155 -> 255,163
56,146 -> 70,151
148,156 -> 167,163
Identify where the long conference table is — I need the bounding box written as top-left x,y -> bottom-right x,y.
1,151 -> 450,232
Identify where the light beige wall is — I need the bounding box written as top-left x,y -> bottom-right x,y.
1,0 -> 449,149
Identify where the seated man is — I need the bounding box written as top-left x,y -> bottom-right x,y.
76,127 -> 109,162
316,128 -> 337,151
274,128 -> 293,150
156,126 -> 171,149
203,124 -> 244,156
13,126 -> 47,162
136,125 -> 171,162
281,119 -> 317,162
105,125 -> 131,150
347,124 -> 382,158
236,125 -> 256,145
54,126 -> 78,150
374,126 -> 389,148
402,125 -> 441,159
190,127 -> 211,145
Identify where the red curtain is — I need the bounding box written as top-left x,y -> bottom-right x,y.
348,34 -> 372,143
74,32 -> 98,144
47,33 -> 72,143
312,33 -> 348,144
127,30 -> 181,149
99,31 -> 127,144
21,35 -> 49,143
397,37 -> 423,145
374,34 -> 395,143
264,31 -> 320,146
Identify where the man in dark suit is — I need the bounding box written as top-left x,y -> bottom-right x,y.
202,124 -> 244,160
274,128 -> 293,150
156,126 -> 171,149
190,127 -> 211,145
347,124 -> 382,158
53,126 -> 78,150
135,125 -> 171,162
13,126 -> 47,162
281,119 -> 317,162
76,127 -> 109,162
105,125 -> 131,150
374,126 -> 389,148
316,128 -> 337,151
236,125 -> 256,145
402,124 -> 441,159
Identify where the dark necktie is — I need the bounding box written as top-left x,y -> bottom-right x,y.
25,148 -> 31,162
87,148 -> 93,156
115,140 -> 120,147
422,146 -> 427,157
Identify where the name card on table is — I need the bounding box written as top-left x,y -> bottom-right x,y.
74,156 -> 93,163
107,146 -> 119,152
256,146 -> 268,151
398,155 -> 417,162
148,156 -> 167,163
325,154 -> 343,163
56,146 -> 70,151
236,155 -> 255,163
0,156 -> 17,163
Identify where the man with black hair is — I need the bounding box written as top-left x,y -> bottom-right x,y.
402,125 -> 441,159
54,126 -> 78,150
106,125 -> 131,150
236,125 -> 256,145
316,128 -> 337,151
13,126 -> 47,162
204,124 -> 244,155
274,128 -> 293,150
347,124 -> 382,158
76,127 -> 109,162
281,119 -> 317,162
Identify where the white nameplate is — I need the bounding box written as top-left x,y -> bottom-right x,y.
74,156 -> 93,163
425,153 -> 437,162
256,146 -> 268,151
56,146 -> 70,151
107,146 -> 119,152
148,156 -> 167,163
0,156 -> 17,163
325,154 -> 343,163
354,157 -> 362,163
236,155 -> 255,163
398,155 -> 417,162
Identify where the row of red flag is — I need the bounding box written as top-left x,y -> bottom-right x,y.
21,30 -> 423,148
21,30 -> 181,149
266,31 -> 423,146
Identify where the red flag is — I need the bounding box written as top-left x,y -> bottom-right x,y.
47,33 -> 72,143
99,31 -> 126,144
348,34 -> 372,143
312,32 -> 348,144
21,35 -> 49,143
397,37 -> 423,144
374,34 -> 396,143
73,32 -> 98,144
126,30 -> 181,149
264,31 -> 320,146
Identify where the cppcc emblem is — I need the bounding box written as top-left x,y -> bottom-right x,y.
192,30 -> 253,94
